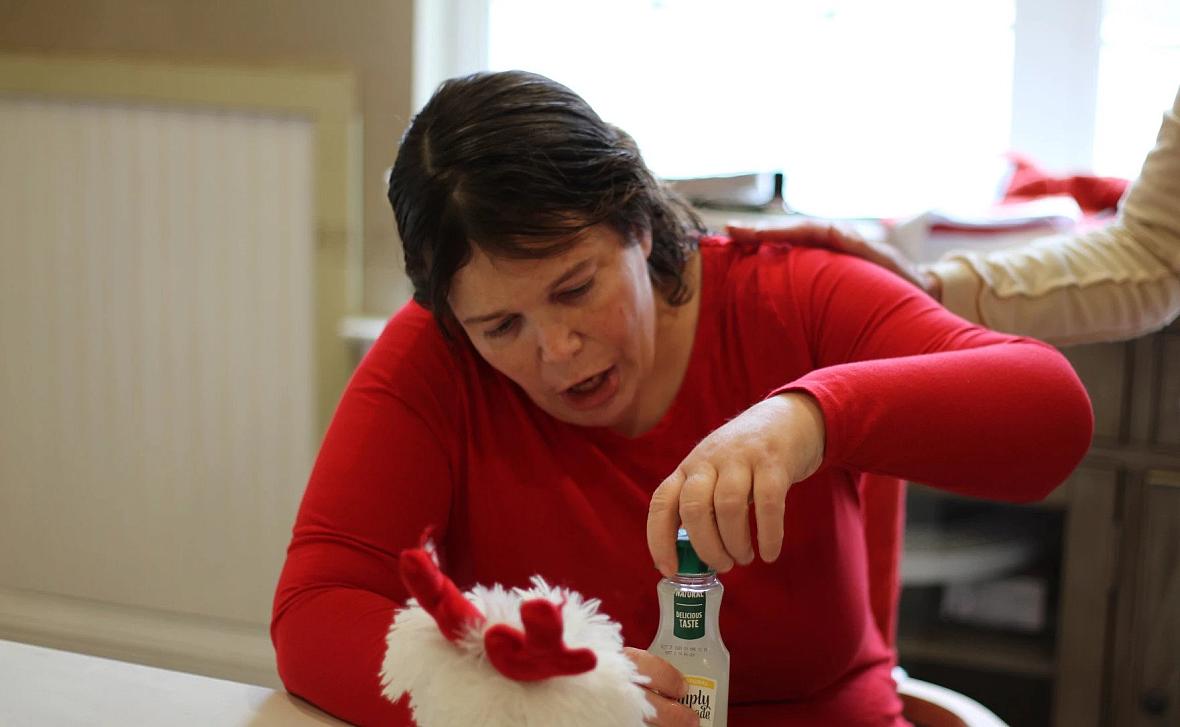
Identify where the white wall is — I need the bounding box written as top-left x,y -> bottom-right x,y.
0,96 -> 317,686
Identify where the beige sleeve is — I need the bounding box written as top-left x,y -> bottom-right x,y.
926,86 -> 1180,347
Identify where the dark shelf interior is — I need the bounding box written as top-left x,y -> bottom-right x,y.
898,486 -> 1067,727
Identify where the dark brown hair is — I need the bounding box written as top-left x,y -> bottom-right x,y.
387,70 -> 703,334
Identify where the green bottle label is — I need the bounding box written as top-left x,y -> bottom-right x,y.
673,590 -> 706,640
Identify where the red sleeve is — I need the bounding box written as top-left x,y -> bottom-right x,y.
771,247 -> 1093,502
271,310 -> 460,726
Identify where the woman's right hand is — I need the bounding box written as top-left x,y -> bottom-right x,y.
624,647 -> 700,726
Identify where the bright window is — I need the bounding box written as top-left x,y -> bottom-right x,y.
417,0 -> 1179,215
488,0 -> 1015,216
1092,0 -> 1180,177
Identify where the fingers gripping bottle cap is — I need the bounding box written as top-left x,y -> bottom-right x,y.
676,528 -> 714,576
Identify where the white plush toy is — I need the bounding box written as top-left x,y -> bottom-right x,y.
380,533 -> 655,726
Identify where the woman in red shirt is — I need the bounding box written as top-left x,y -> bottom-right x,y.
272,70 -> 1093,726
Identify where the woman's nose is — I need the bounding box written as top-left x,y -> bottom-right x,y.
537,320 -> 582,363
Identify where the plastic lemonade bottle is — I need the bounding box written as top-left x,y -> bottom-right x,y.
649,528 -> 730,726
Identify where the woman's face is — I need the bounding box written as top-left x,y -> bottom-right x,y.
449,223 -> 659,432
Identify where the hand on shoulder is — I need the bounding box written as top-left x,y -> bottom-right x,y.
726,221 -> 941,301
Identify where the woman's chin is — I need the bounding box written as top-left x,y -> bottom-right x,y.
551,404 -> 623,429
548,397 -> 633,432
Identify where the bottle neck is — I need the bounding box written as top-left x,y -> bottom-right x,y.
667,572 -> 720,588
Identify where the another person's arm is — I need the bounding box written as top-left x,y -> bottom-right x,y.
930,86 -> 1180,345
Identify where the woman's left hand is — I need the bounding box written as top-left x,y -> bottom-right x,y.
646,393 -> 827,578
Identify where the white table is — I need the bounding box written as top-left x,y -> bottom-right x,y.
0,639 -> 347,726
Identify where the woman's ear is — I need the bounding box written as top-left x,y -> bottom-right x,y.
639,227 -> 653,259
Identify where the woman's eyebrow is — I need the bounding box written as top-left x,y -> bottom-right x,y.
461,259 -> 594,325
548,259 -> 593,291
462,309 -> 510,325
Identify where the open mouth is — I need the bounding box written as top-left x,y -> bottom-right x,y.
560,366 -> 619,410
567,369 -> 611,394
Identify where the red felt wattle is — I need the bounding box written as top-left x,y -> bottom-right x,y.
484,598 -> 598,682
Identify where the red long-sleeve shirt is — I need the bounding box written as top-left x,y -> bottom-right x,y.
272,238 -> 1093,725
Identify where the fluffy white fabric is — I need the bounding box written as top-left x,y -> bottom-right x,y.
381,577 -> 654,727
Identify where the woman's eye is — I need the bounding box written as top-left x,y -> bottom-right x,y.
559,279 -> 594,301
486,315 -> 520,338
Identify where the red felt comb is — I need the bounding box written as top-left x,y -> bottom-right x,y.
398,529 -> 597,681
